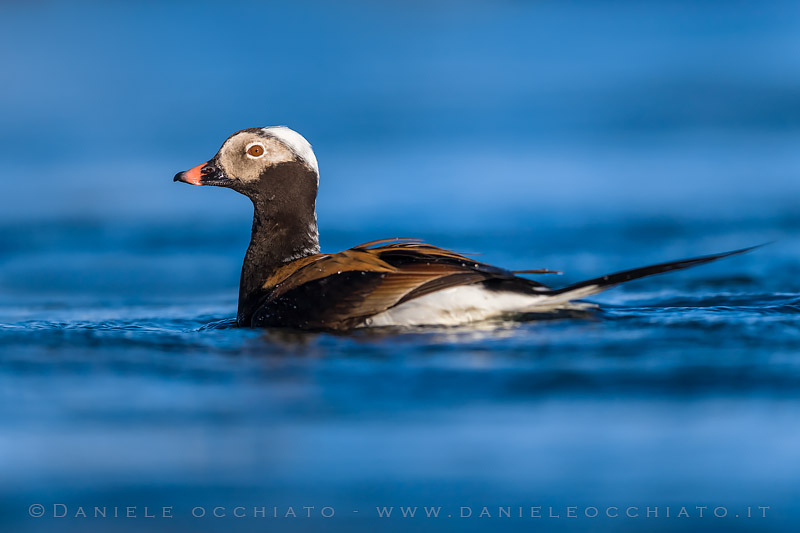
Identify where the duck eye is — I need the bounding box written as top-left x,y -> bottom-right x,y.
246,143 -> 265,158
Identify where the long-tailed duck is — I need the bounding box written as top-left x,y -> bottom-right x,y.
174,126 -> 751,331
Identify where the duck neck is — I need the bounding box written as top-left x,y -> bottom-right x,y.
237,196 -> 320,321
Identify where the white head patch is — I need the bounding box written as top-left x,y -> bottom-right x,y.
262,126 -> 318,174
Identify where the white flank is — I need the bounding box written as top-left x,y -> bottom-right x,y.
363,284 -> 595,328
262,126 -> 319,174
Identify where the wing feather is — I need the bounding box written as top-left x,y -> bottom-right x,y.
251,241 -> 553,329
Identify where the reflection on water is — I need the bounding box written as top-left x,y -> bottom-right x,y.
1,219 -> 800,533
2,196 -> 800,533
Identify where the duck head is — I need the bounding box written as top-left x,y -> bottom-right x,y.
174,126 -> 319,203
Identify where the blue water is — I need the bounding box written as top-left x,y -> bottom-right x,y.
3,1 -> 800,532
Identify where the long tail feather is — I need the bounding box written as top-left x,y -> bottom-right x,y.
543,245 -> 761,303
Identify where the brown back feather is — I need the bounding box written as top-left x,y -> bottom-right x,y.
253,240 -> 551,329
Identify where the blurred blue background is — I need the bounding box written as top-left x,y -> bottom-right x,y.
2,1 -> 800,532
